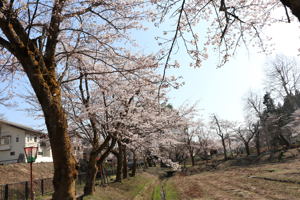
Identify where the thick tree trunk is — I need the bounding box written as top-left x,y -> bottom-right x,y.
47,112 -> 77,200
34,75 -> 77,199
0,3 -> 77,199
83,151 -> 98,195
122,145 -> 128,179
14,45 -> 77,200
83,136 -> 112,195
221,137 -> 228,160
131,151 -> 137,177
115,142 -> 123,182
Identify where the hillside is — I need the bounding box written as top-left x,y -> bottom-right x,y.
0,162 -> 53,185
84,149 -> 300,199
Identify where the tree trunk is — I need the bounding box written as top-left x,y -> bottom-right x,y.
131,151 -> 137,177
245,142 -> 250,156
143,156 -> 148,169
97,138 -> 117,165
83,136 -> 111,195
189,149 -> 195,166
115,142 -> 123,182
83,151 -> 98,195
255,132 -> 261,156
0,4 -> 77,198
37,79 -> 77,199
17,50 -> 77,200
221,137 -> 228,160
48,113 -> 77,200
122,145 -> 128,179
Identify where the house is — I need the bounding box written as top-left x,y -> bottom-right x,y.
0,119 -> 52,164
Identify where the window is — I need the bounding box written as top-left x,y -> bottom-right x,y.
10,151 -> 15,156
0,136 -> 10,145
16,137 -> 19,142
38,152 -> 43,156
34,137 -> 37,142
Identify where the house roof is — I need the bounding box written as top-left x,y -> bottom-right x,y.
0,119 -> 45,135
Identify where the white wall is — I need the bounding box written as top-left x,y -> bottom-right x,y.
0,123 -> 52,164
0,124 -> 27,163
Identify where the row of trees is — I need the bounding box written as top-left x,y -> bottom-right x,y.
62,63 -> 195,195
169,55 -> 300,166
0,0 -> 194,198
245,55 -> 300,156
0,0 -> 299,199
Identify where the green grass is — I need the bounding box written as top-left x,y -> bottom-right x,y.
34,168 -> 180,200
164,181 -> 179,200
84,173 -> 156,200
151,185 -> 161,200
35,194 -> 52,200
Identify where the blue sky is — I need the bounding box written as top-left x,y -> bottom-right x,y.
133,20 -> 300,123
0,17 -> 299,130
166,22 -> 300,122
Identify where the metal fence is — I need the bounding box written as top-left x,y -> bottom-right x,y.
0,178 -> 53,200
0,175 -> 85,200
0,169 -> 116,200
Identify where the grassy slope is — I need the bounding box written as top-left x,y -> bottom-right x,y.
173,158 -> 300,200
80,154 -> 300,200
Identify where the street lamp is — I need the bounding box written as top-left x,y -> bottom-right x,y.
24,146 -> 38,200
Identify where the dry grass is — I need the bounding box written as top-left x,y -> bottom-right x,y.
0,162 -> 53,184
172,158 -> 300,200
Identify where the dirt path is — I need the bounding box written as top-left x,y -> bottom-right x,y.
133,177 -> 159,200
135,167 -> 180,200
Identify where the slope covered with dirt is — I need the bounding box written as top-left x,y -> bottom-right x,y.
0,162 -> 53,184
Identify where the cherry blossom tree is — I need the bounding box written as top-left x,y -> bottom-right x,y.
234,124 -> 255,156
210,114 -> 235,160
62,56 -> 162,191
0,1 -> 155,198
152,0 -> 300,82
265,55 -> 300,101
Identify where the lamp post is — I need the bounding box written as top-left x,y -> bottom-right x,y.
24,146 -> 38,200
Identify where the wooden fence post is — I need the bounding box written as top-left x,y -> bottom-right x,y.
4,184 -> 8,200
25,181 -> 29,200
41,179 -> 44,196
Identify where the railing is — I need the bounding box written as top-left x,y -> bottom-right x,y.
0,169 -> 116,200
0,177 -> 54,200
